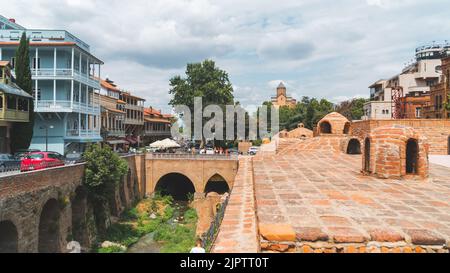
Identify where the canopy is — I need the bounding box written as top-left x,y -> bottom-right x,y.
149,138 -> 180,149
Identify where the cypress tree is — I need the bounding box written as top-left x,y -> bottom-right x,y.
10,32 -> 34,153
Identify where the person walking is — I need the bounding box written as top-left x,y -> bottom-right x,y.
190,238 -> 206,253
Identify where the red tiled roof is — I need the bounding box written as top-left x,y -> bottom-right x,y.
0,61 -> 10,67
144,117 -> 171,124
100,78 -> 120,92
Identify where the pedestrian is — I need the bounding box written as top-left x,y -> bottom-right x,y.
190,238 -> 206,253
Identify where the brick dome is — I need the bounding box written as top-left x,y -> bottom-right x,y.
317,112 -> 351,135
362,125 -> 429,179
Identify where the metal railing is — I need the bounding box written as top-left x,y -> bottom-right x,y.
0,163 -> 21,177
202,195 -> 230,252
146,153 -> 238,160
35,100 -> 100,114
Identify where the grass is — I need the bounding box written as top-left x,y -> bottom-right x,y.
96,194 -> 198,253
153,208 -> 198,253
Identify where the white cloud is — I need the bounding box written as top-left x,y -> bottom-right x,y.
2,0 -> 449,111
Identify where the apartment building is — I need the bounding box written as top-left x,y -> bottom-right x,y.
0,15 -> 103,154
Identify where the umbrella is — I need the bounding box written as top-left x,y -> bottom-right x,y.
159,138 -> 181,148
149,139 -> 180,149
149,140 -> 163,148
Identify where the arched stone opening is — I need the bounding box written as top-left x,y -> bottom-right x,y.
155,173 -> 196,201
71,187 -> 88,246
343,122 -> 351,134
364,138 -> 370,173
406,138 -> 419,174
204,174 -> 230,195
38,198 -> 61,253
347,139 -> 361,155
0,220 -> 18,253
320,121 -> 332,134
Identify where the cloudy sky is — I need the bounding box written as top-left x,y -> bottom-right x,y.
3,0 -> 450,112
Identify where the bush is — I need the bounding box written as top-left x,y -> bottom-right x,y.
98,245 -> 126,253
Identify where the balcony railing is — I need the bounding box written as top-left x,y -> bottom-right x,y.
66,129 -> 101,138
107,129 -> 126,137
29,69 -> 100,88
124,118 -> 144,125
35,100 -> 100,114
146,153 -> 238,161
0,109 -> 29,122
144,130 -> 171,136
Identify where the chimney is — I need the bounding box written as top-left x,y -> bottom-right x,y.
9,18 -> 16,23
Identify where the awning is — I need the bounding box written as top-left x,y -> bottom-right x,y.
0,82 -> 33,98
107,139 -> 128,145
126,136 -> 137,144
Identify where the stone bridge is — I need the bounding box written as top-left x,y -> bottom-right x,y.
0,153 -> 238,252
145,154 -> 239,199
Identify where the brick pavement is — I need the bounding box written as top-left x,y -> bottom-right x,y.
253,151 -> 450,252
212,156 -> 259,253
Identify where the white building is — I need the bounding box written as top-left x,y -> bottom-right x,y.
363,43 -> 447,120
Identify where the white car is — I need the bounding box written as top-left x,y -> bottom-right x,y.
205,148 -> 215,155
248,146 -> 259,155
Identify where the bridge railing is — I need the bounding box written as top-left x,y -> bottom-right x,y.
146,153 -> 238,161
202,194 -> 230,252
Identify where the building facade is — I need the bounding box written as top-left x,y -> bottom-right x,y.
364,43 -> 446,120
423,56 -> 450,119
0,61 -> 32,153
271,82 -> 297,108
99,78 -> 126,151
0,15 -> 103,154
143,107 -> 172,145
120,91 -> 145,146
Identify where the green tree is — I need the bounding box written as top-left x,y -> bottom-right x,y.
169,59 -> 234,144
336,98 -> 369,120
83,144 -> 128,232
10,32 -> 34,153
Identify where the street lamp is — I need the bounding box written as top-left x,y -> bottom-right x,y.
40,125 -> 54,151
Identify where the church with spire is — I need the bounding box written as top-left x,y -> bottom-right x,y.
271,82 -> 297,108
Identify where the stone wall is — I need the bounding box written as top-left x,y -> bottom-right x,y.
260,224 -> 449,253
0,154 -> 145,253
351,119 -> 450,155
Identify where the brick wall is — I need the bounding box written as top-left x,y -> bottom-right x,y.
351,119 -> 450,155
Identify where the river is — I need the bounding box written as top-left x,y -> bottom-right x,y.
126,201 -> 190,253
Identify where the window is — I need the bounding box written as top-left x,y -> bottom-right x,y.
416,107 -> 422,118
32,57 -> 41,69
0,95 -> 3,109
6,95 -> 16,110
10,57 -> 15,69
32,88 -> 41,100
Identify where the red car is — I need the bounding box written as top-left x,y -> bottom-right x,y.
20,152 -> 65,172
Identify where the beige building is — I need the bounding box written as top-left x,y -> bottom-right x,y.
364,44 -> 444,120
271,82 -> 296,108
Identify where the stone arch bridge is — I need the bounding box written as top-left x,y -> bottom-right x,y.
145,153 -> 239,198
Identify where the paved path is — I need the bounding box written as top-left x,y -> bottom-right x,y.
253,151 -> 450,247
212,156 -> 259,253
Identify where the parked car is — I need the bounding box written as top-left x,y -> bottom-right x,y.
20,151 -> 65,172
0,154 -> 21,172
65,152 -> 84,165
227,148 -> 239,155
14,149 -> 40,160
205,148 -> 215,155
248,146 -> 259,155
